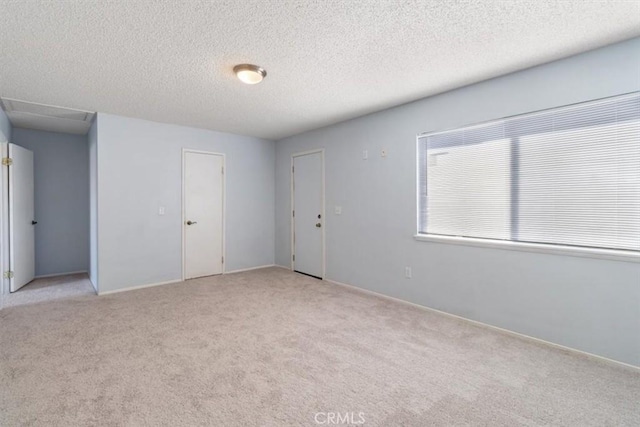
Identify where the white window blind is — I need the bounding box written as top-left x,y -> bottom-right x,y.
417,92 -> 640,253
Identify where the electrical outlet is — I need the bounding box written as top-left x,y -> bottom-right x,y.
158,207 -> 165,216
405,266 -> 412,279
363,150 -> 368,160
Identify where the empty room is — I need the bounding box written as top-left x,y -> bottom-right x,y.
0,1 -> 639,426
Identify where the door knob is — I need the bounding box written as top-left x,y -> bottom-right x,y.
186,220 -> 197,225
316,222 -> 322,228
32,221 -> 38,225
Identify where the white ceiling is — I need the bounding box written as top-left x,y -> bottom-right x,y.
1,1 -> 639,140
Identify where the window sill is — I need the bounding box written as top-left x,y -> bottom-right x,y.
413,234 -> 640,263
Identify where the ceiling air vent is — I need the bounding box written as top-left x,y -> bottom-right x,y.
0,98 -> 96,135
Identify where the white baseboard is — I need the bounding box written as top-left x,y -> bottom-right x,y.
35,270 -> 88,279
273,264 -> 291,270
324,278 -> 640,372
98,279 -> 182,296
225,264 -> 275,274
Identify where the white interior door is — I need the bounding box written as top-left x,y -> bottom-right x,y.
292,151 -> 324,278
9,143 -> 35,292
1,142 -> 9,295
184,151 -> 224,279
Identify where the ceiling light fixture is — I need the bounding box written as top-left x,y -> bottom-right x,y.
233,64 -> 267,85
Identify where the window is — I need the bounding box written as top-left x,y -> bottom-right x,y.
417,92 -> 640,258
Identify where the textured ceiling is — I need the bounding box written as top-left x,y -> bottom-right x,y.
1,1 -> 639,140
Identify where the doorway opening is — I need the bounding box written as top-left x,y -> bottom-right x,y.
1,100 -> 96,305
1,130 -> 94,306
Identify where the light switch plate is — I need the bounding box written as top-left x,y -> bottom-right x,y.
335,206 -> 342,215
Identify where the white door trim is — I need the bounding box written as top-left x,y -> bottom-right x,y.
181,148 -> 226,281
290,148 -> 325,279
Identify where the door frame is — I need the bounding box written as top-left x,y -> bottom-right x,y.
181,148 -> 226,281
290,148 -> 325,279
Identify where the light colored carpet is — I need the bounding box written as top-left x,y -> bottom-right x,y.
0,267 -> 638,426
1,273 -> 95,309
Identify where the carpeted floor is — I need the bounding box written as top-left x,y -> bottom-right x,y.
1,267 -> 638,426
1,273 -> 95,309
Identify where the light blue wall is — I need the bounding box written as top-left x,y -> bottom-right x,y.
0,108 -> 11,142
88,118 -> 98,291
13,128 -> 89,276
96,113 -> 275,293
275,37 -> 640,366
